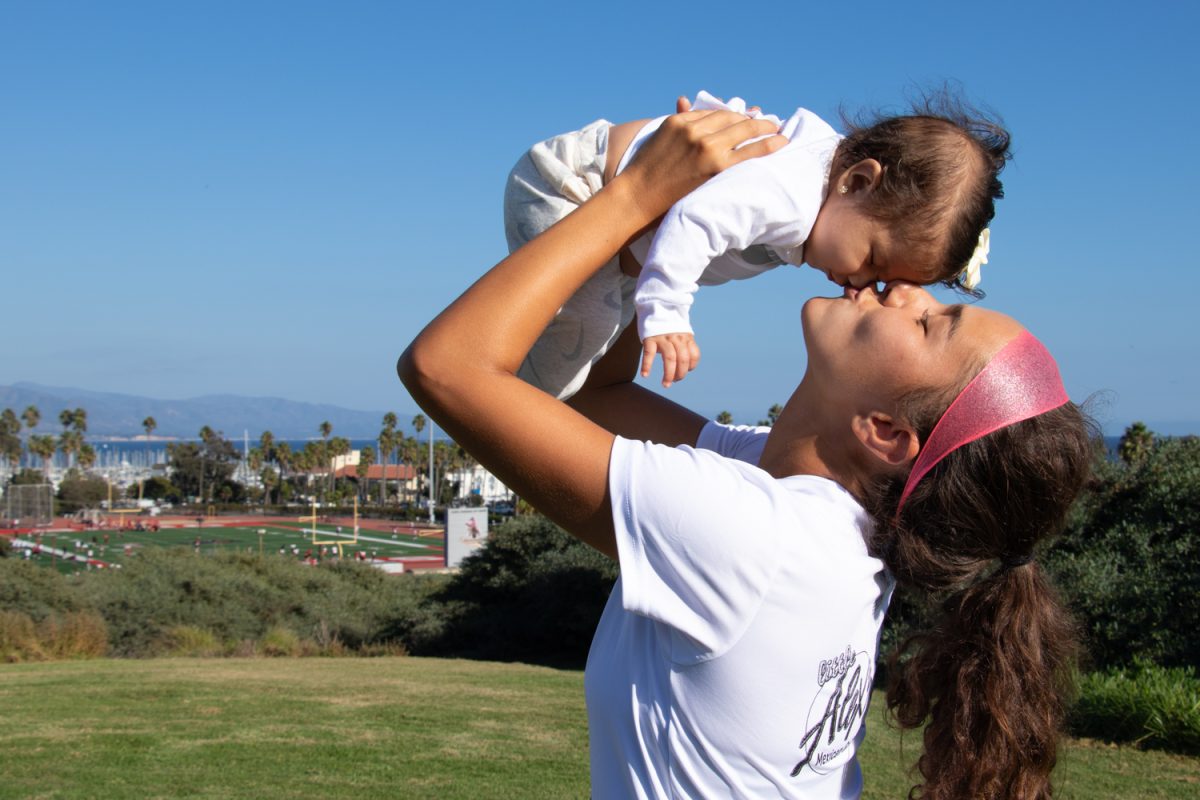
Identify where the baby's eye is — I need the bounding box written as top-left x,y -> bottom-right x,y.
919,310 -> 930,333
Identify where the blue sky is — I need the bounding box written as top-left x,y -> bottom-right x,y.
2,0 -> 1197,434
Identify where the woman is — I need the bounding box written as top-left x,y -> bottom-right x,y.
399,108 -> 1091,799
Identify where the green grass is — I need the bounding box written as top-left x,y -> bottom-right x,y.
17,521 -> 442,574
0,659 -> 1196,799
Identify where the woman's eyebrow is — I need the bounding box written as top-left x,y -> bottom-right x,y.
946,305 -> 965,339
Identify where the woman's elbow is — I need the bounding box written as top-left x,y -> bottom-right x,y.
397,340 -> 436,400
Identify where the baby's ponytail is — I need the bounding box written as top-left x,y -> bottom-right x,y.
867,401 -> 1095,799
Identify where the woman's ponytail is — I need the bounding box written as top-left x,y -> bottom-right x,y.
867,401 -> 1096,799
888,563 -> 1079,799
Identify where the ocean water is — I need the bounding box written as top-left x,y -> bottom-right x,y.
15,439 -> 388,471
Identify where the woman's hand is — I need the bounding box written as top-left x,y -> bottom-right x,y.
616,108 -> 786,226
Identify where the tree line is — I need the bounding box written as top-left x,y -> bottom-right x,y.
1,405 -> 489,514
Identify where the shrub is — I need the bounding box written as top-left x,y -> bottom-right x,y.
261,625 -> 301,657
1072,662 -> 1200,754
1045,433 -> 1200,670
0,609 -> 108,661
0,610 -> 43,662
71,548 -> 424,657
0,559 -> 84,621
79,548 -> 287,655
164,626 -> 224,657
400,514 -> 617,666
42,611 -> 108,659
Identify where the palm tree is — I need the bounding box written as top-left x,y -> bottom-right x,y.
259,430 -> 276,506
274,441 -> 293,503
329,436 -> 351,500
357,445 -> 376,504
29,434 -> 57,478
377,428 -> 394,507
78,443 -> 97,470
379,412 -> 398,507
198,425 -> 215,504
716,410 -> 734,425
413,414 -> 433,520
58,430 -> 83,472
455,444 -> 479,505
399,435 -> 420,507
247,447 -> 263,504
21,405 -> 39,468
142,416 -> 157,440
432,439 -> 460,508
56,408 -> 88,470
58,410 -> 76,468
0,409 -> 20,473
319,421 -> 333,496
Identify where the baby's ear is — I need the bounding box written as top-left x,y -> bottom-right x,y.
840,158 -> 884,196
851,411 -> 918,468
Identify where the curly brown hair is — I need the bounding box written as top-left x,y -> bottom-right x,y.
836,89 -> 1011,291
865,394 -> 1095,799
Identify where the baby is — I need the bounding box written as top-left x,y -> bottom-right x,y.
504,90 -> 1010,396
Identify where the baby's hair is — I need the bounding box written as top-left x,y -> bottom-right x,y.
835,87 -> 1012,291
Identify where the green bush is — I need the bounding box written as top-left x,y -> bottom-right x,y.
164,625 -> 224,657
74,548 -> 432,657
1045,433 -> 1200,670
1072,662 -> 1200,754
871,428 -> 1200,683
261,625 -> 302,657
0,559 -> 84,620
400,515 -> 617,666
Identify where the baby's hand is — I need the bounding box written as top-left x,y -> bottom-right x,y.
641,332 -> 701,388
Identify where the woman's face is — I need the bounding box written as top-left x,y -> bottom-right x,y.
801,283 -> 1023,412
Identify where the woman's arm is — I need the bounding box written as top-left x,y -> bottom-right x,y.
567,323 -> 708,447
398,110 -> 783,557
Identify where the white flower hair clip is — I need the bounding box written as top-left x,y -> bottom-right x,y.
961,228 -> 989,291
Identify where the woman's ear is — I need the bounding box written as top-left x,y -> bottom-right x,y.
851,412 -> 918,467
835,158 -> 883,196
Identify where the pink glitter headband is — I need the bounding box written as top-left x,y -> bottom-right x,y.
896,331 -> 1070,515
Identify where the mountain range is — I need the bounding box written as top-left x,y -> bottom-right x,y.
0,382 -> 416,440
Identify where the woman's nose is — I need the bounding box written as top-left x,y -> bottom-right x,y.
880,281 -> 928,307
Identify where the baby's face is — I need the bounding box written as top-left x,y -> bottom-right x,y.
805,195 -> 928,288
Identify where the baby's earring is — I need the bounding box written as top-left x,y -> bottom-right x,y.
838,185 -> 848,194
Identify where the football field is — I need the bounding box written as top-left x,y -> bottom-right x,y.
10,517 -> 445,573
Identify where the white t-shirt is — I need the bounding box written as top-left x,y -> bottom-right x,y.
614,92 -> 842,340
585,423 -> 894,799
